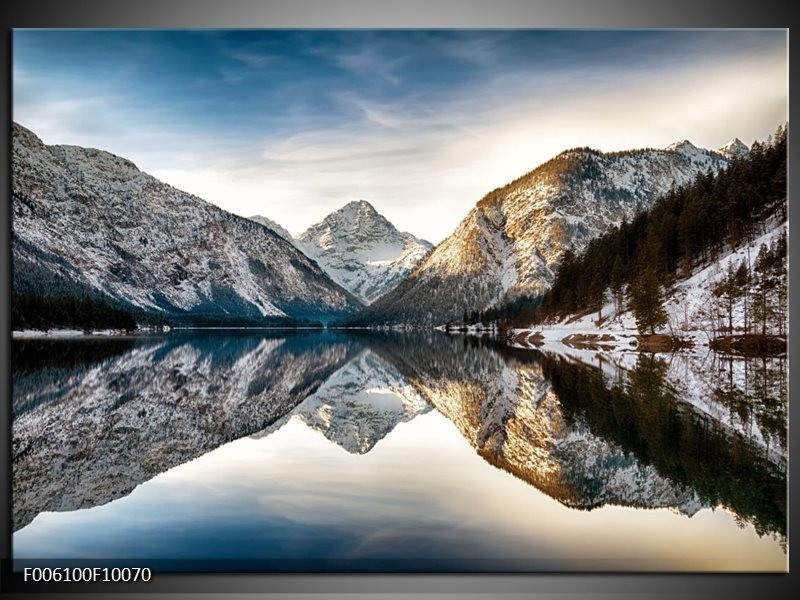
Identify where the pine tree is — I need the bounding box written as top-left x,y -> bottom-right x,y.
713,261 -> 746,335
629,266 -> 668,335
610,254 -> 625,314
589,271 -> 606,320
751,244 -> 774,336
773,232 -> 787,335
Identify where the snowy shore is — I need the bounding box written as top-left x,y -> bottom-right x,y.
12,328 -> 150,338
507,218 -> 786,354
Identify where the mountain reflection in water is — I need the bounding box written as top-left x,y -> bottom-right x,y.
12,331 -> 359,531
12,331 -> 787,569
368,334 -> 786,539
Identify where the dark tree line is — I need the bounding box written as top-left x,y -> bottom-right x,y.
536,125 -> 787,331
12,293 -> 139,331
449,294 -> 544,330
541,352 -> 786,539
12,256 -> 142,331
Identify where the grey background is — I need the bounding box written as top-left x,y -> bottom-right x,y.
0,0 -> 793,597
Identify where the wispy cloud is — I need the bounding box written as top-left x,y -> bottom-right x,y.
171,48 -> 786,242
329,46 -> 406,85
13,30 -> 787,243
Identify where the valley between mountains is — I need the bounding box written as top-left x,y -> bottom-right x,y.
13,119 -> 784,348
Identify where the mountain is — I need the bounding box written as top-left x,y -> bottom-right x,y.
12,331 -> 359,531
369,335 -> 704,516
294,200 -> 433,304
533,127 -> 785,332
716,137 -> 750,160
347,142 -> 731,326
248,215 -> 296,245
253,348 -> 430,453
11,122 -> 362,326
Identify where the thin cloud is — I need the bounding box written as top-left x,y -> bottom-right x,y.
228,50 -> 276,69
12,30 -> 787,244
180,49 -> 786,243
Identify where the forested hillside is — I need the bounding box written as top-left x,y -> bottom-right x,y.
532,125 -> 787,337
343,138 -> 731,327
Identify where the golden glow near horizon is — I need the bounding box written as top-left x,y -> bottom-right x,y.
13,30 -> 787,244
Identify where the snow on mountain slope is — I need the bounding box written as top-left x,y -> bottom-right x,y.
716,137 -> 750,160
508,218 -> 787,463
248,215 -> 297,245
527,218 -> 787,343
354,142 -> 731,326
295,200 -> 433,304
12,122 -> 362,322
12,332 -> 355,531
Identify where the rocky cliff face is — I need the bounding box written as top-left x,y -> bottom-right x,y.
352,142 -> 735,326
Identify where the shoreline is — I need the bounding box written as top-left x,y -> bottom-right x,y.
11,328 -> 162,339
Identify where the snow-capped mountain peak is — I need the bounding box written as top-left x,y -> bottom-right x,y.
343,198 -> 379,215
315,200 -> 395,242
664,140 -> 714,163
665,139 -> 698,152
296,200 -> 433,304
716,137 -> 750,159
248,215 -> 296,245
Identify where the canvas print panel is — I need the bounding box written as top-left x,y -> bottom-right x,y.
11,29 -> 788,572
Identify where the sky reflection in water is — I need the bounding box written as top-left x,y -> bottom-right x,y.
15,411 -> 785,571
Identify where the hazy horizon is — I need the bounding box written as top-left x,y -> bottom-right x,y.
13,29 -> 787,243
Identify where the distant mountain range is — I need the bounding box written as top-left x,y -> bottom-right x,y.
346,139 -> 742,326
13,120 -> 752,329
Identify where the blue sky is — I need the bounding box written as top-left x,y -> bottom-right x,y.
13,30 -> 787,243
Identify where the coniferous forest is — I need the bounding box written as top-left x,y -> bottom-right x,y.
11,254 -> 141,331
533,125 -> 787,337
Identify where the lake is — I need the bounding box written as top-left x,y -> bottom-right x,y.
11,331 -> 787,571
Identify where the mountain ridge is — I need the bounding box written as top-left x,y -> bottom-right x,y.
12,122 -> 363,327
345,140 -> 735,327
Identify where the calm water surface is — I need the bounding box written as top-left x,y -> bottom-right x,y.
11,331 -> 787,571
